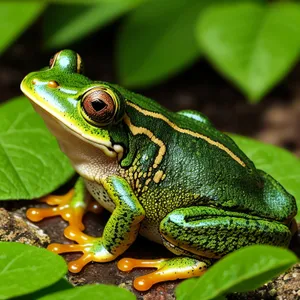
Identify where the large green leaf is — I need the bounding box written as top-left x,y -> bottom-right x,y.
38,285 -> 136,300
197,2 -> 300,102
231,134 -> 300,221
116,0 -> 210,88
0,97 -> 74,200
0,2 -> 45,55
0,242 -> 67,299
44,0 -> 142,49
16,280 -> 73,300
176,245 -> 298,300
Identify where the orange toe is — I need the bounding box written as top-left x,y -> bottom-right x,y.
47,231 -> 116,273
117,258 -> 167,271
26,189 -> 102,231
63,226 -> 95,244
26,201 -> 85,231
40,190 -> 74,205
68,253 -> 94,273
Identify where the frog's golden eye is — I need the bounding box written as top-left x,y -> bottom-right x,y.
81,88 -> 116,126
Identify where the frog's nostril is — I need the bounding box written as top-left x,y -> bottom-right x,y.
32,78 -> 38,85
48,80 -> 59,88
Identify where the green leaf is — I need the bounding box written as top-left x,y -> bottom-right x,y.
0,242 -> 67,299
231,134 -> 300,221
117,0 -> 209,88
0,2 -> 45,55
38,284 -> 136,300
44,0 -> 142,49
197,2 -> 300,102
0,96 -> 74,200
176,245 -> 298,300
14,279 -> 72,300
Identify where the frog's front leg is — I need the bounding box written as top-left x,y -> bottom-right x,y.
48,175 -> 145,273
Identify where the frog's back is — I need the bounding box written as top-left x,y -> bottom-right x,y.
113,85 -> 296,223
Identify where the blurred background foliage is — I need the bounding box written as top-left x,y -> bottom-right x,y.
0,2 -> 299,298
1,0 -> 300,103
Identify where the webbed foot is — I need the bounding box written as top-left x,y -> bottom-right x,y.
117,257 -> 207,291
26,178 -> 102,231
48,226 -> 116,272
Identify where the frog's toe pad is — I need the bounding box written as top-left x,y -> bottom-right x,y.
117,257 -> 207,291
26,207 -> 56,222
26,191 -> 74,222
27,201 -> 85,231
48,242 -> 94,273
47,242 -> 111,273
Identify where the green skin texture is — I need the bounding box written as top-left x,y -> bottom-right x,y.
21,50 -> 297,271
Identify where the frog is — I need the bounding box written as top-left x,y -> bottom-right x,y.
20,49 -> 297,291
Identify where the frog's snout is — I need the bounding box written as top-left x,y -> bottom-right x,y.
20,75 -> 29,93
20,72 -> 35,92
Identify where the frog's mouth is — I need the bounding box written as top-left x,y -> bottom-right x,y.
21,82 -> 124,161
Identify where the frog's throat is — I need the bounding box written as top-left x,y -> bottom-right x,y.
21,87 -> 123,160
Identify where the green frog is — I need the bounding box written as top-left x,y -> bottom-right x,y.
20,50 -> 297,291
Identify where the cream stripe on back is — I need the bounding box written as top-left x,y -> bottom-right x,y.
127,102 -> 246,167
123,114 -> 166,168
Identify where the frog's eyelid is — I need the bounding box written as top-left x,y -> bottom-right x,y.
49,51 -> 61,69
76,53 -> 83,74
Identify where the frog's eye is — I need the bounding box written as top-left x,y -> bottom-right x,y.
49,52 -> 60,69
49,51 -> 84,74
81,88 -> 116,126
49,55 -> 55,68
76,53 -> 84,74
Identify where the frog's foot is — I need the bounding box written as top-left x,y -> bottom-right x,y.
117,257 -> 207,291
48,226 -> 116,273
26,189 -> 102,231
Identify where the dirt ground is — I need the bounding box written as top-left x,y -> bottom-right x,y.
0,20 -> 299,299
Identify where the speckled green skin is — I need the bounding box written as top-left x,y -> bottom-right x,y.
117,88 -> 295,222
21,50 -> 297,266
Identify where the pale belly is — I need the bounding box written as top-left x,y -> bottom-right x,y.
84,179 -> 163,244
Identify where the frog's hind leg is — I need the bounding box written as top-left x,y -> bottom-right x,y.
118,205 -> 292,291
160,206 -> 291,259
117,256 -> 207,291
26,177 -> 102,230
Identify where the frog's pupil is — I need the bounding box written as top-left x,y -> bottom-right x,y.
92,99 -> 106,111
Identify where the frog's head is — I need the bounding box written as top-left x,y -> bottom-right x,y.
20,50 -> 126,160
